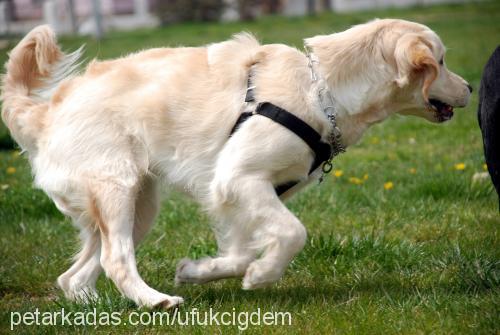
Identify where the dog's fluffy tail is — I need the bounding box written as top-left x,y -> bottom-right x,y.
1,25 -> 83,151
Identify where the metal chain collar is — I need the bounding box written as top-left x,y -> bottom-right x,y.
304,46 -> 346,182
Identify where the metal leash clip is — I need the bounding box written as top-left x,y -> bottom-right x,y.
318,159 -> 333,184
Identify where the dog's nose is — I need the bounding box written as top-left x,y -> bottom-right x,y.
467,84 -> 473,93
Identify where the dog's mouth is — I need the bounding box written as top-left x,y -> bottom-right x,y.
428,98 -> 454,122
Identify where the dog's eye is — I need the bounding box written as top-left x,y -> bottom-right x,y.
439,57 -> 444,65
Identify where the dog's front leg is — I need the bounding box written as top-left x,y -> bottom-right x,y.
210,171 -> 307,290
180,122 -> 310,289
175,220 -> 257,285
236,178 -> 307,289
175,175 -> 306,288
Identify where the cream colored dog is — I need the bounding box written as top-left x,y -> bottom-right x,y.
1,19 -> 471,309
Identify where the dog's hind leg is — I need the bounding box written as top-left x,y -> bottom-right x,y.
59,176 -> 160,302
65,242 -> 102,302
90,179 -> 182,308
57,225 -> 101,301
132,175 -> 160,245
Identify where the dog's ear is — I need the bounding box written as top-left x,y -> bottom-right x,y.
394,33 -> 439,102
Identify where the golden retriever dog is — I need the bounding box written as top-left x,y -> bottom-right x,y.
1,19 -> 471,309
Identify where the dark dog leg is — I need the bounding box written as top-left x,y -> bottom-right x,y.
478,46 -> 500,210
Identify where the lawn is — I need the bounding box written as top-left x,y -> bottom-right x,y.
0,2 -> 499,334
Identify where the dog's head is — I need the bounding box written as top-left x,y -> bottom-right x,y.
306,19 -> 471,125
391,24 -> 471,123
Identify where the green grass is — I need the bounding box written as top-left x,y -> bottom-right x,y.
1,2 -> 499,334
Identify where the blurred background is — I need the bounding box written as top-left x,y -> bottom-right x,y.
0,0 -> 472,38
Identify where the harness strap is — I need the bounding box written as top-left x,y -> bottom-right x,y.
229,102 -> 332,196
230,111 -> 253,135
255,103 -> 332,173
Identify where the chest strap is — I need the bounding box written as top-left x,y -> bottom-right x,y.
229,102 -> 332,196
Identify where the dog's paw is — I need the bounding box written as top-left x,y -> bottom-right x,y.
242,261 -> 282,290
175,258 -> 215,285
175,258 -> 198,285
150,295 -> 184,310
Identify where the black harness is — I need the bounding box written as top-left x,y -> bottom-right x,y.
229,74 -> 334,196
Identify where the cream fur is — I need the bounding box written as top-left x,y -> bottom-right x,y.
1,19 -> 471,308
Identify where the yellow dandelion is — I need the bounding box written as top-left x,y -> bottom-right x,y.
409,168 -> 417,174
363,174 -> 369,180
384,181 -> 394,190
483,164 -> 488,171
454,163 -> 466,171
6,167 -> 16,174
349,177 -> 363,185
334,170 -> 343,178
